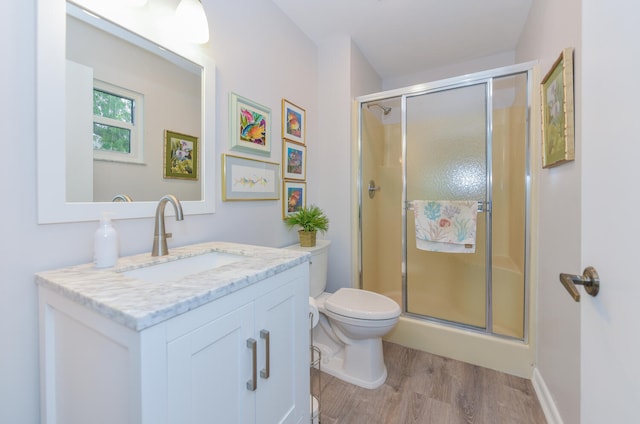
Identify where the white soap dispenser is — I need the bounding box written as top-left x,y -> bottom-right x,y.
94,212 -> 119,268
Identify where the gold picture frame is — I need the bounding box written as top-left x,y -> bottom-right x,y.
163,130 -> 198,180
541,47 -> 575,168
283,180 -> 306,218
282,99 -> 306,145
282,140 -> 306,180
221,154 -> 280,201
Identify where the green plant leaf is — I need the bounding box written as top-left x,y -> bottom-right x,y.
284,204 -> 329,233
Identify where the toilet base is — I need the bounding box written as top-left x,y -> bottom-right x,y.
314,341 -> 388,390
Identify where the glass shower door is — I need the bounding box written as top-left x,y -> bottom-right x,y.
404,83 -> 489,329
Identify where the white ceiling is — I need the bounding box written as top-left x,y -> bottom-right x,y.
271,0 -> 533,80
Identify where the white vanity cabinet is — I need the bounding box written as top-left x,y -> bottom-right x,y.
167,275 -> 306,424
38,256 -> 309,424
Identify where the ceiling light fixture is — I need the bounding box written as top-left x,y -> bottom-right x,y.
175,0 -> 210,44
112,0 -> 148,6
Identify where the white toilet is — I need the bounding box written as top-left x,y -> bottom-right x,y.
287,240 -> 400,389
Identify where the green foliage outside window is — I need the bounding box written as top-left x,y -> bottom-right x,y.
93,123 -> 131,153
93,89 -> 134,153
94,89 -> 133,122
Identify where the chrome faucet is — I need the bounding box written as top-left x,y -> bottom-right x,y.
112,194 -> 133,202
151,194 -> 184,256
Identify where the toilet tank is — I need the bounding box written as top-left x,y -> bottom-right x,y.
285,239 -> 330,298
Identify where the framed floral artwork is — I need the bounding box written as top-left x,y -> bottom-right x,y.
541,47 -> 575,168
282,99 -> 306,145
230,93 -> 271,155
283,180 -> 306,218
282,140 -> 306,180
164,130 -> 198,180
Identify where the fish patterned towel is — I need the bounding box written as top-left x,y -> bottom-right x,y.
413,200 -> 478,253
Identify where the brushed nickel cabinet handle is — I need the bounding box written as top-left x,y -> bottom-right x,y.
246,338 -> 257,391
559,266 -> 600,302
260,330 -> 270,379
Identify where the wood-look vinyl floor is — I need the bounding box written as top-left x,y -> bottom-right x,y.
313,341 -> 547,424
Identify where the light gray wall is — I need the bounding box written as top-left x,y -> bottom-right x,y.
0,1 -> 318,422
315,36 -> 353,292
314,37 -> 382,294
516,0 -> 582,423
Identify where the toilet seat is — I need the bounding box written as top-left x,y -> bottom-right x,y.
325,288 -> 400,320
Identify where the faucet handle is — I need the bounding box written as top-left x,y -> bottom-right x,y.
165,232 -> 172,239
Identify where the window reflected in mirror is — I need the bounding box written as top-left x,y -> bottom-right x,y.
65,5 -> 203,202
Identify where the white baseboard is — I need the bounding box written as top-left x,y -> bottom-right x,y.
531,367 -> 563,424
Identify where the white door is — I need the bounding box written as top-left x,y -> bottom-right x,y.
581,1 -> 640,422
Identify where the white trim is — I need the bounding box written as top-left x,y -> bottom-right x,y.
37,0 -> 215,223
532,367 -> 564,424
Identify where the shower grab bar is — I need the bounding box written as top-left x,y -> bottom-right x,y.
405,200 -> 488,213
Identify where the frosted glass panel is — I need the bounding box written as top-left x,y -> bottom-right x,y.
406,85 -> 486,201
405,84 -> 487,328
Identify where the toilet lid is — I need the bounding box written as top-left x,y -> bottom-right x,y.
325,288 -> 400,320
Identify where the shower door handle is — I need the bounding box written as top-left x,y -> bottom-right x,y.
368,180 -> 381,199
559,267 -> 600,302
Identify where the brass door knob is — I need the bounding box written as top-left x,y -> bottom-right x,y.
559,267 -> 600,302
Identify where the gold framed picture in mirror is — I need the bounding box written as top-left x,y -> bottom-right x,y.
164,130 -> 199,180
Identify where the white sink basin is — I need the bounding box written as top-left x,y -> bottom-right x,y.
121,251 -> 246,283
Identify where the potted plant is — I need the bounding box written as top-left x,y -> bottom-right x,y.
284,204 -> 329,247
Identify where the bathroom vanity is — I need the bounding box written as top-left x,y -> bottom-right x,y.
36,242 -> 310,424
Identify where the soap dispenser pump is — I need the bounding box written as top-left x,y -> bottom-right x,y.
94,212 -> 119,268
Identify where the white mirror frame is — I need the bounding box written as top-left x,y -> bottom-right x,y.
36,0 -> 215,223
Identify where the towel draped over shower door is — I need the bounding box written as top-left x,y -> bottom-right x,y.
412,200 -> 479,253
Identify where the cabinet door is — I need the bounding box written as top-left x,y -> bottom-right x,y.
255,280 -> 308,424
168,303 -> 255,424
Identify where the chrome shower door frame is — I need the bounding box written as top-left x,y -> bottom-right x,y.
357,62 -> 534,342
401,79 -> 493,334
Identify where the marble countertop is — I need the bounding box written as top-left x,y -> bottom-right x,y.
35,242 -> 310,331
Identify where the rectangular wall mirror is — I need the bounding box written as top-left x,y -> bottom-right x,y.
37,0 -> 215,223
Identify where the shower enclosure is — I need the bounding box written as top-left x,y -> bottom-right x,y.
357,63 -> 532,348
